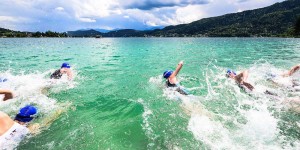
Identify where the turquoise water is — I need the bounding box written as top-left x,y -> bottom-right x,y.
0,38 -> 300,149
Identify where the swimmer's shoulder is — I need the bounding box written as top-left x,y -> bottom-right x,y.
0,111 -> 9,119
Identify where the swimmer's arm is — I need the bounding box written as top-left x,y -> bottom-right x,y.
242,82 -> 254,91
27,109 -> 65,135
27,123 -> 41,135
170,61 -> 183,78
66,69 -> 73,80
282,64 -> 300,77
0,89 -> 13,101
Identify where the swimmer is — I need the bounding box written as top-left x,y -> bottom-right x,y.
267,64 -> 300,79
0,105 -> 37,148
50,62 -> 73,80
163,61 -> 189,95
226,69 -> 254,91
266,64 -> 300,88
0,89 -> 13,101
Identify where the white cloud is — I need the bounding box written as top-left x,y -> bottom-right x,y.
0,15 -> 33,31
0,15 -> 32,23
71,0 -> 121,18
55,7 -> 64,11
120,0 -> 210,10
0,16 -> 19,22
124,9 -> 172,26
174,5 -> 207,24
78,17 -> 96,22
233,0 -> 284,12
100,26 -> 114,30
0,0 -> 286,31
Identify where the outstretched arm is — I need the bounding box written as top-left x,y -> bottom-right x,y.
170,61 -> 183,78
282,64 -> 300,77
0,89 -> 13,101
28,107 -> 66,134
242,82 -> 254,91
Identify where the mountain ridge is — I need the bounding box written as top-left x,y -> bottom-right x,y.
1,0 -> 300,37
67,0 -> 300,37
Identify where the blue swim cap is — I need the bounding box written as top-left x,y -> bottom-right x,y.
163,70 -> 173,78
61,62 -> 71,68
0,77 -> 8,82
15,105 -> 38,123
226,69 -> 236,75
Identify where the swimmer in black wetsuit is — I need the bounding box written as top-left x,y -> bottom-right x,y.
163,61 -> 189,95
50,62 -> 73,80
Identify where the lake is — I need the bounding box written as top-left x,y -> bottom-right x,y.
0,38 -> 299,149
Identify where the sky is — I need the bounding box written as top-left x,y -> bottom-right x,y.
0,0 -> 285,32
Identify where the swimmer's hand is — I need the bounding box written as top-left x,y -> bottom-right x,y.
178,61 -> 184,65
0,89 -> 14,101
281,71 -> 290,77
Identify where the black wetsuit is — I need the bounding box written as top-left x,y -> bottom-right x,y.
166,80 -> 189,95
50,69 -> 62,79
166,80 -> 177,87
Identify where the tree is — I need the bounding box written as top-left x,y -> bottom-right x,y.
294,17 -> 300,36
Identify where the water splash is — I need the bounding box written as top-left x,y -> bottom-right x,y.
0,69 -> 75,149
149,62 -> 300,149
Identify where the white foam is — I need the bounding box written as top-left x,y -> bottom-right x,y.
188,115 -> 234,149
137,99 -> 157,148
151,62 -> 300,149
0,70 -> 75,148
235,109 -> 280,149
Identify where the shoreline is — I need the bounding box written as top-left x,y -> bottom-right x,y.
1,36 -> 299,38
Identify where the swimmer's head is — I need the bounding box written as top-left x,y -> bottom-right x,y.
15,105 -> 38,123
226,69 -> 236,78
163,70 -> 173,79
61,62 -> 71,69
0,77 -> 8,82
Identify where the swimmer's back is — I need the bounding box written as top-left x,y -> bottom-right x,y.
0,111 -> 14,136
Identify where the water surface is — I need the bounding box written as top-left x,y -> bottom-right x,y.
0,38 -> 299,149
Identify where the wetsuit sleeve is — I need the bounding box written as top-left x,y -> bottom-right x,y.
50,69 -> 62,79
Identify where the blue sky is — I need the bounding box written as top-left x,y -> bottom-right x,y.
0,0 -> 285,32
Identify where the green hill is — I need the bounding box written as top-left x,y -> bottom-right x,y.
67,0 -> 300,37
152,0 -> 300,37
0,28 -> 67,38
2,0 -> 300,37
0,28 -> 30,37
66,29 -> 102,37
